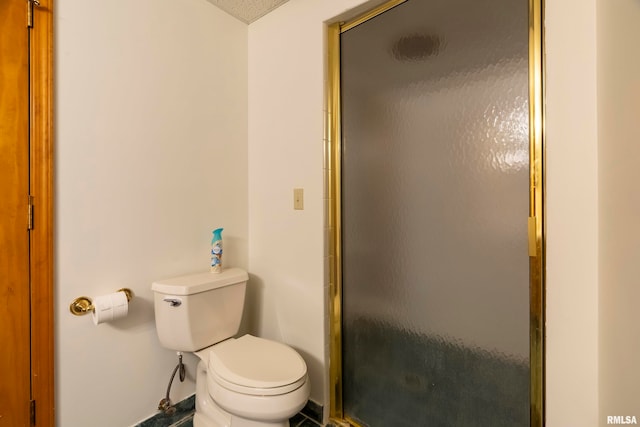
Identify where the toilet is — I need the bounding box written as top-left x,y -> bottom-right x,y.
152,268 -> 310,427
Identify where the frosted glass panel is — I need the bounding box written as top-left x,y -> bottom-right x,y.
340,0 -> 530,425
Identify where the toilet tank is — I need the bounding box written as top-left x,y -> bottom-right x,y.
152,268 -> 249,352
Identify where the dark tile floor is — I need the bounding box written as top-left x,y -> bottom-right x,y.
166,413 -> 320,427
171,416 -> 194,427
136,394 -> 322,427
290,412 -> 323,427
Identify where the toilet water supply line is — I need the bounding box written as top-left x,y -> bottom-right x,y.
158,352 -> 186,415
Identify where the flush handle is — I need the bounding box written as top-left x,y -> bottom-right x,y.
163,297 -> 182,307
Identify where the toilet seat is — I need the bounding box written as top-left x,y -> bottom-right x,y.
207,334 -> 307,396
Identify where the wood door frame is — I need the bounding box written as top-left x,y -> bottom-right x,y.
30,0 -> 54,425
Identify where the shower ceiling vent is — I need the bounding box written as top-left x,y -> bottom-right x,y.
205,0 -> 290,23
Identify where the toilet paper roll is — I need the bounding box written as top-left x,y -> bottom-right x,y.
92,291 -> 129,325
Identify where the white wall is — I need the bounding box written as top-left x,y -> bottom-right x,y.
55,0 -> 247,425
545,0 -> 600,425
250,0 -> 602,424
597,0 -> 640,424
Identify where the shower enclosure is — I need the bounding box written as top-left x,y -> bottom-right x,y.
326,0 -> 544,426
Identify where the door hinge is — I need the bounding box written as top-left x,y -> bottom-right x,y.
28,195 -> 34,230
30,400 -> 36,425
27,0 -> 40,28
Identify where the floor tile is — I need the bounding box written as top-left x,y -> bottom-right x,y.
298,418 -> 322,427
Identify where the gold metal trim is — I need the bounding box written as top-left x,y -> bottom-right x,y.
329,419 -> 352,427
339,0 -> 406,33
344,416 -> 366,427
118,288 -> 134,302
326,0 -> 546,424
327,22 -> 343,421
69,297 -> 94,316
529,0 -> 545,425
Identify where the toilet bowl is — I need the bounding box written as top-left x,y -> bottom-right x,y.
152,268 -> 310,427
194,335 -> 310,427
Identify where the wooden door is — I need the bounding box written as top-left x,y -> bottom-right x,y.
1,0 -> 34,425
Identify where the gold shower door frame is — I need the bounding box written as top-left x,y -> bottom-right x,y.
324,0 -> 545,426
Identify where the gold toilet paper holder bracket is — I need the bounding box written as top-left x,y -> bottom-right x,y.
69,288 -> 134,316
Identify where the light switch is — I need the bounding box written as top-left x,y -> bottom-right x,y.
293,188 -> 304,210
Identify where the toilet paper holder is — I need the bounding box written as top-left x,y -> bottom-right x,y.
69,288 -> 134,316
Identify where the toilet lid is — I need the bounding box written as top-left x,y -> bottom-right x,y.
208,335 -> 307,391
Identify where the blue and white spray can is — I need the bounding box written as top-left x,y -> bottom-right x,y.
210,228 -> 223,273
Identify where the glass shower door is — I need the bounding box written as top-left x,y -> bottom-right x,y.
340,0 -> 530,425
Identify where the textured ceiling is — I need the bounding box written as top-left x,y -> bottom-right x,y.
205,0 -> 290,23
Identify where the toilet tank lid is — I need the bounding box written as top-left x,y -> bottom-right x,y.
151,268 -> 248,295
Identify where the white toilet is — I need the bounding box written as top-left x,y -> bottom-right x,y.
152,268 -> 310,427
